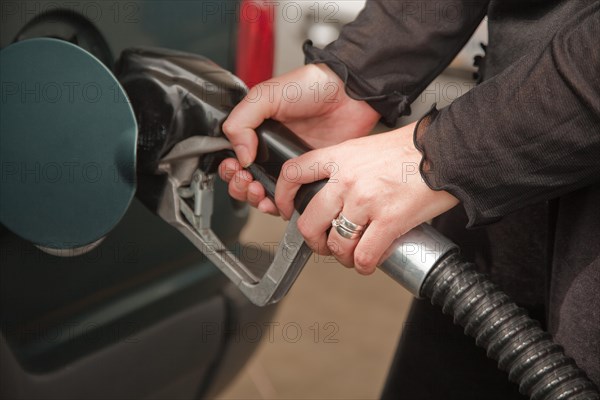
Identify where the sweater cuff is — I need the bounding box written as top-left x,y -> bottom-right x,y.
413,105 -> 502,228
303,41 -> 411,127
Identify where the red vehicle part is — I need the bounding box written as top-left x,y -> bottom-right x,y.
236,0 -> 275,88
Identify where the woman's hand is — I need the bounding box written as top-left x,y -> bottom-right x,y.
274,122 -> 460,275
219,64 -> 380,215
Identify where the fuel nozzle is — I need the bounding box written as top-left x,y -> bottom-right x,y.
115,48 -> 249,212
116,47 -> 247,171
115,48 -> 322,306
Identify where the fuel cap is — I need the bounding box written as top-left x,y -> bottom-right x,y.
0,38 -> 137,253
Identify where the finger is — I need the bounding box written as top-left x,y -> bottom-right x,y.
222,84 -> 277,166
257,198 -> 280,216
296,185 -> 341,255
248,181 -> 279,216
353,220 -> 400,276
275,149 -> 333,219
227,170 -> 254,202
218,158 -> 242,183
247,181 -> 267,208
327,208 -> 370,268
327,229 -> 354,268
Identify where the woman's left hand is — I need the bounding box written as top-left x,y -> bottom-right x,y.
274,121 -> 460,275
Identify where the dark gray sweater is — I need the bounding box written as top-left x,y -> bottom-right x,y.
304,0 -> 600,388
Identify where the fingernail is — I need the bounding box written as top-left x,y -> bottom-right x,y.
234,145 -> 251,167
233,179 -> 243,191
220,163 -> 234,180
248,185 -> 260,197
257,202 -> 268,213
327,242 -> 339,254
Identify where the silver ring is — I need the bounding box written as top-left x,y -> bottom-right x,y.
331,213 -> 366,240
333,213 -> 366,232
334,225 -> 363,239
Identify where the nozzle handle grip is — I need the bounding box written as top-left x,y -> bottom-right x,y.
252,119 -> 326,212
250,119 -> 458,298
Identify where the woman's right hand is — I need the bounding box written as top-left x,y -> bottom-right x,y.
219,63 -> 381,215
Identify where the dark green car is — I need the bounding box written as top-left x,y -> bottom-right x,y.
0,1 -> 276,398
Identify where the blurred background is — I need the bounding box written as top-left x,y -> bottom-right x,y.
218,2 -> 488,398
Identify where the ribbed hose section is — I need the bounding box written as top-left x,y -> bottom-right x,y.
421,252 -> 600,400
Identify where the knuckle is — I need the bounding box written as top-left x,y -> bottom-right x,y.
249,84 -> 264,96
353,189 -> 376,207
354,251 -> 378,273
327,241 -> 341,256
296,217 -> 310,237
280,160 -> 300,182
244,86 -> 264,104
281,159 -> 293,171
221,120 -> 237,137
339,174 -> 356,190
296,217 -> 318,242
273,196 -> 287,213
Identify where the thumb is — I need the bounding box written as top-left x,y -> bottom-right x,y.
222,84 -> 277,167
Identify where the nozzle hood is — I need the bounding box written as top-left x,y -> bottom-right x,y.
116,47 -> 248,175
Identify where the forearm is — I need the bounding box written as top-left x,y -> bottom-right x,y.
415,2 -> 600,227
304,0 -> 490,125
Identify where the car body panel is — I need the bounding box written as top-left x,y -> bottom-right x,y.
0,1 -> 276,398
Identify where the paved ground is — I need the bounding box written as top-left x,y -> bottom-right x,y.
216,210 -> 413,399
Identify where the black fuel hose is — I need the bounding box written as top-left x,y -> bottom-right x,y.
421,252 -> 599,400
